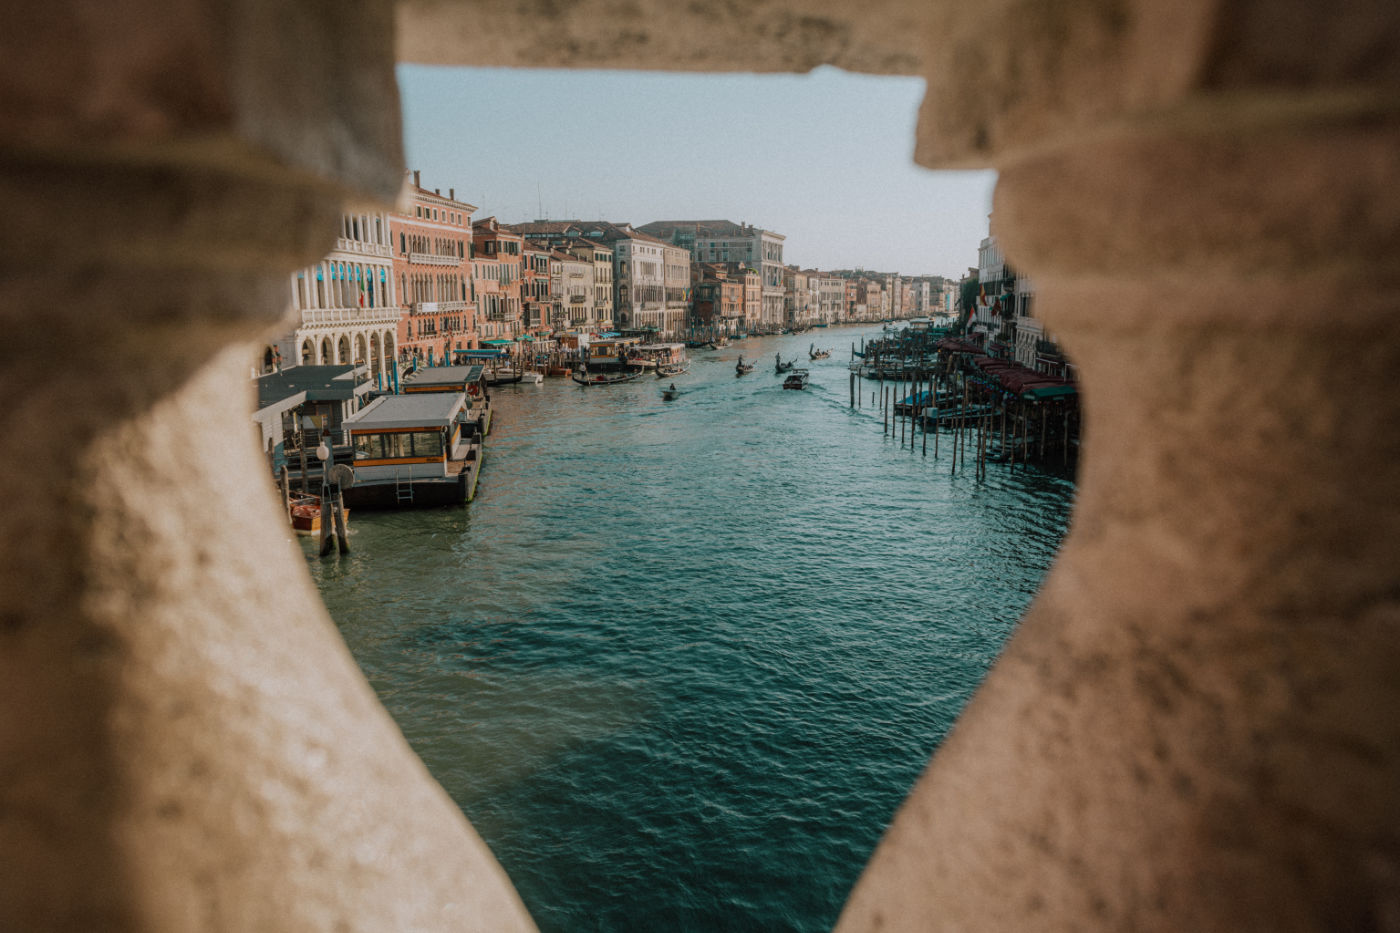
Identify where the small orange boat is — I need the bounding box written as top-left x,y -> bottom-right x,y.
288,493 -> 348,536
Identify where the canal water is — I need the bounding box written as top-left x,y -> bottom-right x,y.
305,326 -> 1076,932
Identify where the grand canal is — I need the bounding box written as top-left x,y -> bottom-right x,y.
304,326 -> 1076,932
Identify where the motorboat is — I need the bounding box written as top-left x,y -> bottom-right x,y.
783,368 -> 811,390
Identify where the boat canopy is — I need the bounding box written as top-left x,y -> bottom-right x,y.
968,355 -> 1077,400
344,393 -> 464,431
403,364 -> 486,391
453,347 -> 508,358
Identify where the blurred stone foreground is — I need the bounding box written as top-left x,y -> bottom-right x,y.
1,1 -> 1397,930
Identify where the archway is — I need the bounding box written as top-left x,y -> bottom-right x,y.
354,333 -> 368,366
301,338 -> 314,366
337,335 -> 351,365
318,337 -> 331,365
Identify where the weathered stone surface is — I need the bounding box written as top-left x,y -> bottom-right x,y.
396,0 -> 933,75
0,0 -> 404,201
912,0 -> 1400,167
837,123 -> 1400,931
0,305 -> 537,931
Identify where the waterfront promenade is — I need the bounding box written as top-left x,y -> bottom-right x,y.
305,326 -> 1075,932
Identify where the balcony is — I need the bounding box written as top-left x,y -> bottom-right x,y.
335,238 -> 393,258
412,301 -> 469,314
409,252 -> 461,267
300,306 -> 402,327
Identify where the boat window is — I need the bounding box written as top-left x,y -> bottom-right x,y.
410,431 -> 443,458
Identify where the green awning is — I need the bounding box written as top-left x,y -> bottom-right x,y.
482,339 -> 514,346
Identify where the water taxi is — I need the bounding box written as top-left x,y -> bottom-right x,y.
783,368 -> 811,390
401,364 -> 493,437
340,392 -> 484,509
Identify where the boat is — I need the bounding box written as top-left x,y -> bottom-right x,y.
485,362 -> 523,386
401,364 -> 493,436
774,353 -> 794,374
735,356 -> 755,376
523,369 -> 544,385
287,492 -> 349,536
808,343 -> 831,360
641,343 -> 690,378
661,384 -> 680,401
783,368 -> 810,390
340,391 -> 485,509
571,367 -> 646,386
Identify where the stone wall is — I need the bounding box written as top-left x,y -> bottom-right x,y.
2,0 -> 1397,930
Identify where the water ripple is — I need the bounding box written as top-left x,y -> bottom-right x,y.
308,327 -> 1075,933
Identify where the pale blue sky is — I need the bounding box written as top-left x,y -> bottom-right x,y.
398,65 -> 994,278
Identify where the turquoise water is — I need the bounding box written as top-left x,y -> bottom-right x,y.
306,326 -> 1075,932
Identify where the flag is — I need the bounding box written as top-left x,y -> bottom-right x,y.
358,270 -> 366,306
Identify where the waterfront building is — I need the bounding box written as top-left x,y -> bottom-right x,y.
472,217 -> 524,346
553,247 -> 594,330
277,208 -> 399,390
512,221 -> 684,336
636,220 -> 787,330
392,172 -> 478,368
816,275 -> 845,324
553,236 -> 615,331
521,240 -> 553,334
692,262 -> 746,335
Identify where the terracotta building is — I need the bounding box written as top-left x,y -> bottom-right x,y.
392,172 -> 477,367
471,217 -> 525,344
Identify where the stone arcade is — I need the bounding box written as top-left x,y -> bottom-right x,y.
1,1 -> 1397,931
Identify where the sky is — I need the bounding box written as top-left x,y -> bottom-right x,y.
398,65 -> 995,278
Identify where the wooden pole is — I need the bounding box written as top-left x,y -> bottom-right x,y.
1064,402 -> 1070,466
922,371 -> 929,457
1040,403 -> 1048,461
849,370 -> 855,408
333,486 -> 350,555
279,464 -> 290,519
900,374 -> 906,446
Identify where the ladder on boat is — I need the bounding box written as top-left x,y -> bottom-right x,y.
395,469 -> 414,504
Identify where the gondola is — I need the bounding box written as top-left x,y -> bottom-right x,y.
774,353 -> 794,374
571,367 -> 646,386
656,364 -> 690,379
661,384 -> 680,401
735,356 -> 755,376
808,343 -> 831,360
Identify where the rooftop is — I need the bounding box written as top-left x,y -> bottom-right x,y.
255,364 -> 368,409
344,392 -> 464,430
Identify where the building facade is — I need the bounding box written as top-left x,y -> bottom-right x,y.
472,217 -> 524,344
281,208 -> 399,390
392,174 -> 477,368
636,220 -> 786,331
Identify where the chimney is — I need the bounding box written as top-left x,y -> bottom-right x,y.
449,188 -> 455,201
434,188 -> 440,195
412,169 -> 420,188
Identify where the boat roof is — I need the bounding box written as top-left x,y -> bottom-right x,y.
403,364 -> 485,388
255,364 -> 369,409
344,392 -> 464,430
636,343 -> 685,351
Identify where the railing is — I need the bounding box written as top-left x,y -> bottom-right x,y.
300,306 -> 402,326
412,301 -> 469,314
409,252 -> 461,266
335,238 -> 393,258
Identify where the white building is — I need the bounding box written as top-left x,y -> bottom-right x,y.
274,210 -> 400,391
636,220 -> 787,330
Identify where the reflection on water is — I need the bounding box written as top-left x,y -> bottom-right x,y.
306,327 -> 1075,932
